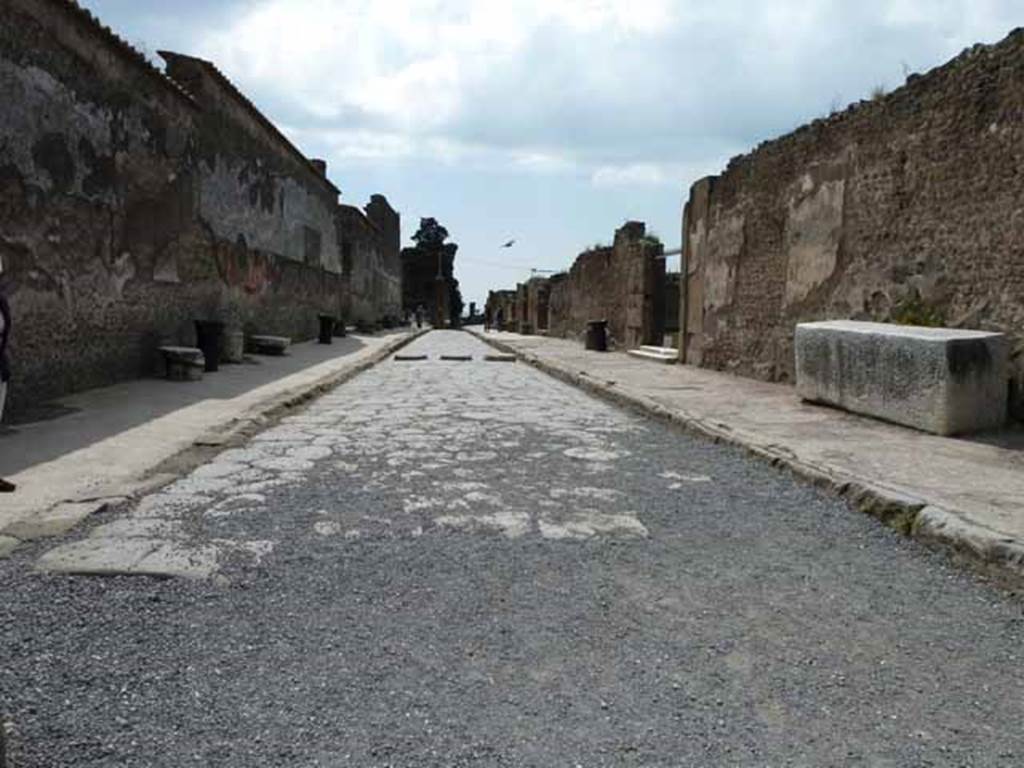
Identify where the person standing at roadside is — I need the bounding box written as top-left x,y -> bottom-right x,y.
0,256 -> 14,492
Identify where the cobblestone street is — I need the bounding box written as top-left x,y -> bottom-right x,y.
2,330 -> 1023,766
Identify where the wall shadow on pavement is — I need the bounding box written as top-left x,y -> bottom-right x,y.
0,335 -> 371,476
961,422 -> 1024,452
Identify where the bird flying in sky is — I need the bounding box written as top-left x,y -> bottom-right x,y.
501,239 -> 516,248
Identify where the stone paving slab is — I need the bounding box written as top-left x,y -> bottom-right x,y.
0,330 -> 424,558
3,500 -> 117,541
0,536 -> 18,558
471,329 -> 1024,587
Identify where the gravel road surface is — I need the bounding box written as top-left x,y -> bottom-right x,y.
1,330 -> 1022,766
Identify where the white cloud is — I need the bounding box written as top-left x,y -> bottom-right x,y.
590,158 -> 731,189
591,162 -> 672,187
196,0 -> 1022,190
200,0 -> 676,132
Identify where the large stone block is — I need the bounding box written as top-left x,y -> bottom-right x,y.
795,321 -> 1008,435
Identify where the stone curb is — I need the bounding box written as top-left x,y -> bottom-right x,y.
468,330 -> 1024,590
0,329 -> 429,559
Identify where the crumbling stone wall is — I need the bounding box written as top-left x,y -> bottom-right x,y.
0,0 -> 346,415
547,273 -> 570,337
525,277 -> 550,332
337,198 -> 402,326
364,194 -> 403,320
545,222 -> 665,348
682,28 -> 1024,416
485,289 -> 517,330
515,282 -> 530,333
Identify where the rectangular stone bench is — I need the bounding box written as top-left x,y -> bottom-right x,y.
795,320 -> 1008,435
248,335 -> 291,356
159,346 -> 205,381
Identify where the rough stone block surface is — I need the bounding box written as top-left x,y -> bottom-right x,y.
221,331 -> 245,364
795,321 -> 1008,435
249,335 -> 291,355
160,346 -> 205,381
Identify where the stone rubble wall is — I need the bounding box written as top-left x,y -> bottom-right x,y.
0,0 -> 352,415
484,289 -> 517,330
682,28 -> 1024,417
364,194 -> 403,321
337,201 -> 402,326
544,222 -> 665,348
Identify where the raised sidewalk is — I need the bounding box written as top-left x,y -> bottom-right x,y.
0,330 -> 423,557
471,329 -> 1024,587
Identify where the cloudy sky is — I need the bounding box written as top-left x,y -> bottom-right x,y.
82,0 -> 1020,309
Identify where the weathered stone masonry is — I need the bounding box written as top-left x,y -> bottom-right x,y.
547,222 -> 665,348
681,29 -> 1024,417
0,0 -> 400,416
337,194 -> 402,326
488,222 -> 665,348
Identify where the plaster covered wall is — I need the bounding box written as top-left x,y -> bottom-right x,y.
682,29 -> 1024,416
0,0 -> 345,415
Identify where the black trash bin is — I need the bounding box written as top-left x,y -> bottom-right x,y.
194,320 -> 224,372
334,318 -> 347,338
318,314 -> 335,344
585,319 -> 608,352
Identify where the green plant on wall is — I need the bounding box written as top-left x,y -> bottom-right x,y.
891,293 -> 946,327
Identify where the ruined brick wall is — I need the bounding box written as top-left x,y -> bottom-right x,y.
515,282 -> 529,332
0,0 -> 345,415
682,29 -> 1024,416
338,199 -> 402,326
547,274 -> 571,337
545,222 -> 663,348
526,277 -> 550,332
485,290 -> 517,330
160,51 -> 342,274
364,194 -> 402,320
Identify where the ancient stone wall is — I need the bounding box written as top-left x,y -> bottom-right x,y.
547,274 -> 571,338
682,28 -> 1024,416
160,51 -> 342,274
364,194 -> 403,320
515,282 -> 529,333
525,277 -> 550,332
0,0 -> 346,415
337,199 -> 402,326
545,222 -> 664,348
485,290 -> 517,330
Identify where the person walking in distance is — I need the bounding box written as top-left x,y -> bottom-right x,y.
0,256 -> 14,492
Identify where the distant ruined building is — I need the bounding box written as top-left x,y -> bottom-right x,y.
0,0 -> 403,414
486,222 -> 668,349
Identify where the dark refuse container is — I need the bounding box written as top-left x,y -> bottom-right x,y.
194,320 -> 224,372
334,318 -> 347,338
318,314 -> 335,344
585,319 -> 608,352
